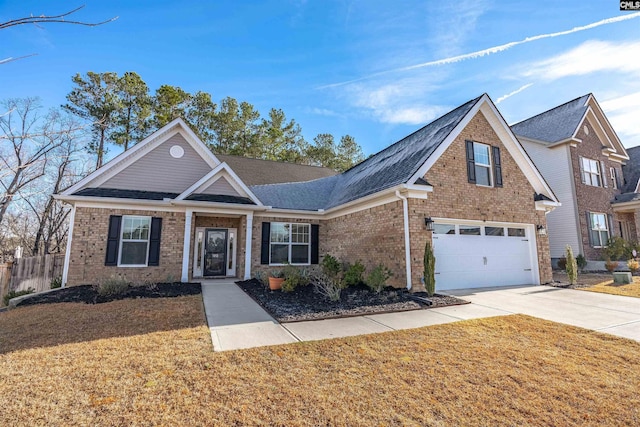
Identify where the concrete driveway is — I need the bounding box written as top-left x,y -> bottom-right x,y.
446,285 -> 640,342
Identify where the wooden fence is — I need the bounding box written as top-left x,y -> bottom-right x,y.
0,254 -> 65,305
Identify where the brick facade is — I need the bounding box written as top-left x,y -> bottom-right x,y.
570,120 -> 623,260
67,208 -> 185,286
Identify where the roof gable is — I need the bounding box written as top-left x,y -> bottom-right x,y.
216,154 -> 337,185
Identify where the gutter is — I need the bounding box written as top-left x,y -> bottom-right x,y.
395,190 -> 413,290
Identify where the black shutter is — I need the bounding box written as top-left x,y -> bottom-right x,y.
601,161 -> 607,188
607,214 -> 614,241
492,146 -> 503,188
148,217 -> 162,266
465,140 -> 476,184
579,157 -> 586,184
260,222 -> 270,265
585,212 -> 593,247
311,224 -> 319,264
105,215 -> 122,266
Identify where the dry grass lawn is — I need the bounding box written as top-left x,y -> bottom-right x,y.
1,296 -> 640,426
554,271 -> 640,298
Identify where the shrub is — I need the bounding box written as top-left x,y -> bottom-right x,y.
603,237 -> 627,261
366,265 -> 392,293
269,269 -> 284,279
321,254 -> 341,278
556,257 -> 567,270
343,261 -> 365,287
628,259 -> 639,275
94,276 -> 130,297
576,254 -> 587,271
310,270 -> 345,301
253,271 -> 267,286
565,245 -> 578,285
282,264 -> 307,293
3,288 -> 34,306
605,260 -> 619,273
424,241 -> 436,297
50,276 -> 62,289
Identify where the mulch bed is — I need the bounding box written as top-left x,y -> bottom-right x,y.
548,281 -> 593,290
15,282 -> 202,307
236,279 -> 468,322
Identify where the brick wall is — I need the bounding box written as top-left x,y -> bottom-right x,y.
571,120 -> 623,260
67,208 -> 185,286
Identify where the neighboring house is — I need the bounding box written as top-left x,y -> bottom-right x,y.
611,146 -> 640,242
512,94 -> 630,267
56,93 -> 558,292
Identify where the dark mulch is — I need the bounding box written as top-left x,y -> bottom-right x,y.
15,283 -> 202,307
236,279 -> 469,322
548,281 -> 593,290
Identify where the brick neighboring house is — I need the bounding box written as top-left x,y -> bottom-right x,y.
512,94 -> 630,268
611,146 -> 640,244
56,93 -> 558,292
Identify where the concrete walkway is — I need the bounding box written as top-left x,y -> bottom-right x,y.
202,282 -> 640,351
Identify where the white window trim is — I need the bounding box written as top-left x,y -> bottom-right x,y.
473,142 -> 493,188
118,215 -> 151,267
581,157 -> 601,187
589,212 -> 609,248
610,167 -> 618,189
269,222 -> 311,266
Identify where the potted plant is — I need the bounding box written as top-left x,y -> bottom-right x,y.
268,270 -> 285,290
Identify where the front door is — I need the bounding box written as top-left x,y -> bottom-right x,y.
204,228 -> 227,277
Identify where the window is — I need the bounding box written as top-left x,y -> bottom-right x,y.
433,224 -> 456,234
589,213 -> 609,247
581,157 -> 601,187
473,143 -> 492,186
270,222 -> 310,265
119,216 -> 151,265
508,228 -> 525,237
610,167 -> 618,189
485,226 -> 505,236
459,225 -> 481,235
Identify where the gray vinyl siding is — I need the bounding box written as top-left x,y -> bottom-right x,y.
522,139 -> 581,258
100,133 -> 212,193
200,176 -> 241,197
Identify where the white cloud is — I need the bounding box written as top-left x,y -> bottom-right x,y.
496,83 -> 534,104
377,106 -> 448,125
308,107 -> 339,117
523,40 -> 640,80
601,91 -> 640,146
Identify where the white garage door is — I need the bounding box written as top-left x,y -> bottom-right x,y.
432,221 -> 537,291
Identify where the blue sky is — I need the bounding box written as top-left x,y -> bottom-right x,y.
2,1 -> 640,157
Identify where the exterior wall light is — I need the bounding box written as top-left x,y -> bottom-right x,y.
537,225 -> 547,236
425,217 -> 434,231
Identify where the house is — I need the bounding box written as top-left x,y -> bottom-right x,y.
55,93 -> 558,292
611,145 -> 640,242
512,94 -> 630,268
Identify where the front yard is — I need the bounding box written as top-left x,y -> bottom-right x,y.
553,271 -> 640,298
1,296 -> 639,426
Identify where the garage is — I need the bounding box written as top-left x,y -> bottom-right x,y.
432,220 -> 538,291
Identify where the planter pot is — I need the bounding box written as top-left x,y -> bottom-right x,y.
269,277 -> 284,290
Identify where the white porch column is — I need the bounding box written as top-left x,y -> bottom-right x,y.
244,212 -> 253,279
61,205 -> 76,287
181,209 -> 194,282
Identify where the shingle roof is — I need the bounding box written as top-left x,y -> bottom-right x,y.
184,194 -> 254,204
621,145 -> 640,194
73,188 -> 255,205
216,154 -> 337,186
511,94 -> 591,144
251,96 -> 482,210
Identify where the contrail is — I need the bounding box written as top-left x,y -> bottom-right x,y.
496,83 -> 534,104
319,12 -> 640,89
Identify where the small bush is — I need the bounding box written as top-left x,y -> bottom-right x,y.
343,260 -> 365,287
605,260 -> 619,273
424,241 -> 436,297
557,257 -> 567,270
3,288 -> 34,306
565,245 -> 578,285
253,271 -> 267,286
50,276 -> 62,289
603,237 -> 627,261
95,276 -> 130,297
321,254 -> 341,278
282,265 -> 307,293
366,265 -> 392,293
628,259 -> 639,274
269,269 -> 284,279
576,254 -> 587,271
310,270 -> 345,301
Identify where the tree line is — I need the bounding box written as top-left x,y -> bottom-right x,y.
64,71 -> 365,172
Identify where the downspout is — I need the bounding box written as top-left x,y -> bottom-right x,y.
395,190 -> 412,290
61,204 -> 76,288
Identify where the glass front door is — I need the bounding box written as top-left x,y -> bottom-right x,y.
204,229 -> 228,277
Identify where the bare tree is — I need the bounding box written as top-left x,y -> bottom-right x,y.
0,98 -> 84,227
0,5 -> 118,65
